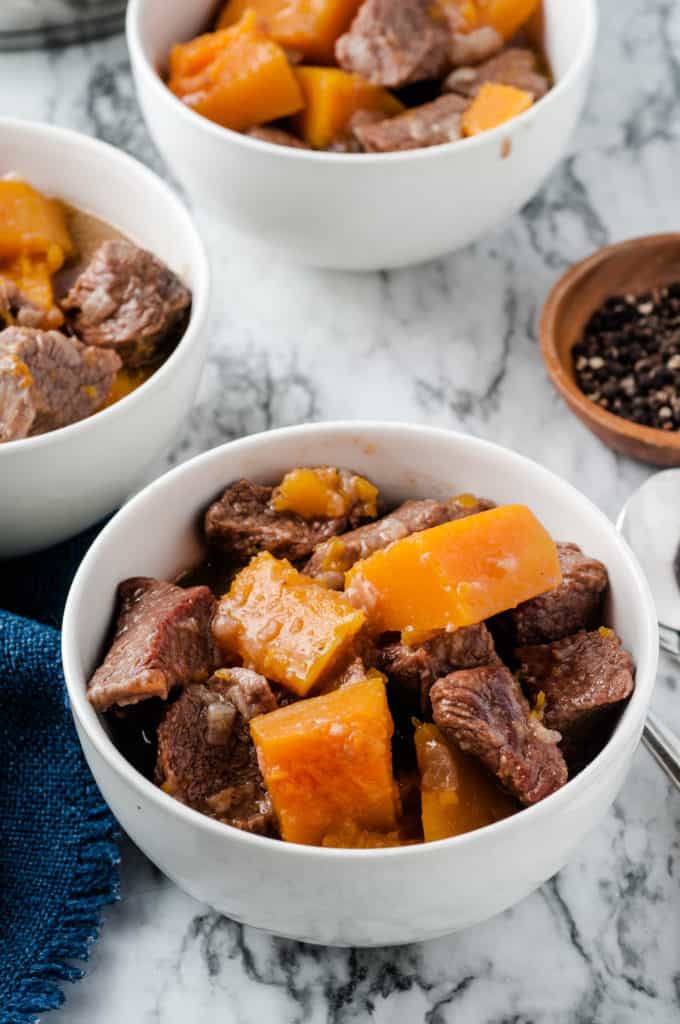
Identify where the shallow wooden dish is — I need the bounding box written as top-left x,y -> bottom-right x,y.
540,234 -> 680,466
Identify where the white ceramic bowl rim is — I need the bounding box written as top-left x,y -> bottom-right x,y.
0,117 -> 210,454
127,0 -> 597,164
62,420 -> 658,861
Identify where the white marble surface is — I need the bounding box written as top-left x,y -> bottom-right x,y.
3,0 -> 680,1019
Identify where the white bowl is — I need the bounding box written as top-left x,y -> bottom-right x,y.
62,421 -> 658,947
0,119 -> 210,557
127,0 -> 595,270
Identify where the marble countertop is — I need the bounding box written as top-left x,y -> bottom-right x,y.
3,0 -> 680,1019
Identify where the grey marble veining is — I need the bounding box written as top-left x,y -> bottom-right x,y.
2,1 -> 680,1020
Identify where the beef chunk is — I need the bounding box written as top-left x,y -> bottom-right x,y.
88,577 -> 216,712
155,668 -> 278,834
449,26 -> 504,67
61,240 -> 191,367
245,126 -> 311,148
305,494 -> 494,588
504,542 -> 609,646
377,622 -> 500,712
335,0 -> 451,87
354,94 -> 468,152
0,325 -> 121,442
430,666 -> 568,805
516,629 -> 635,765
444,47 -> 549,100
204,473 -> 375,563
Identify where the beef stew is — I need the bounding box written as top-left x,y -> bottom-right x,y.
0,179 -> 191,443
89,465 -> 636,848
164,0 -> 551,153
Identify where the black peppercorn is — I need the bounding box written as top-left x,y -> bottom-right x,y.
573,283 -> 680,431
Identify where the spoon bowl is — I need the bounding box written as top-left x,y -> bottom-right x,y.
618,469 -> 680,788
617,468 -> 680,647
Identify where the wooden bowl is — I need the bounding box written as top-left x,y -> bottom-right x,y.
540,234 -> 680,466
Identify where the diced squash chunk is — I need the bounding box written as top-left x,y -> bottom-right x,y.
0,254 -> 59,314
322,823 -> 412,848
345,504 -> 561,633
250,675 -> 398,844
103,365 -> 156,408
213,551 -> 365,696
217,0 -> 364,62
414,723 -> 516,841
168,12 -> 304,132
0,180 -> 73,264
293,67 -> 403,149
476,0 -> 541,40
271,466 -> 378,520
168,28 -> 235,81
461,82 -> 533,137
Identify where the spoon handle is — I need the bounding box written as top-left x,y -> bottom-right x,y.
642,711 -> 680,789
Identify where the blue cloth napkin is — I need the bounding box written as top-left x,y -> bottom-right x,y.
0,526 -> 120,1024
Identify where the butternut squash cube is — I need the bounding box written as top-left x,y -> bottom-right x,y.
168,12 -> 304,132
217,0 -> 364,63
293,67 -> 403,149
476,0 -> 541,40
0,180 -> 73,265
461,81 -> 533,137
1,254 -> 58,313
345,504 -> 561,633
414,722 -> 516,841
250,675 -> 399,844
213,551 -> 366,696
271,466 -> 378,520
321,822 -> 411,848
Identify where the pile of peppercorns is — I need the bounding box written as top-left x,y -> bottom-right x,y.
573,282 -> 680,431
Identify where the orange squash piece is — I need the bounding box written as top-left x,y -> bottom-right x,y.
414,722 -> 517,841
293,67 -> 403,149
271,466 -> 378,520
217,0 -> 364,63
0,253 -> 59,314
345,504 -> 561,633
321,823 -> 413,848
168,12 -> 304,132
0,180 -> 73,266
213,551 -> 366,696
250,675 -> 399,845
475,0 -> 541,40
461,81 -> 533,137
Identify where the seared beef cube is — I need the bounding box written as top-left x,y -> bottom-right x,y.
245,126 -> 311,148
0,325 -> 121,442
430,665 -> 568,805
155,667 -> 278,835
88,578 -> 216,712
305,494 -> 494,588
204,474 -> 374,564
354,94 -> 468,152
335,0 -> 450,87
505,542 -> 608,646
516,629 -> 635,764
377,622 -> 499,712
449,26 -> 503,67
61,240 -> 191,367
444,47 -> 549,100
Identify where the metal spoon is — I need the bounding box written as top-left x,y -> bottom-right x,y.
618,470 -> 680,788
